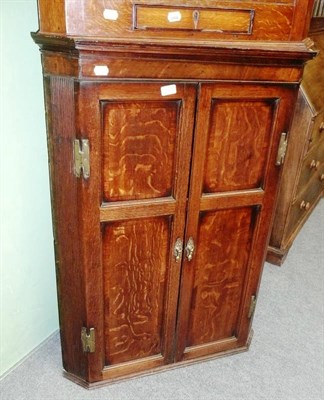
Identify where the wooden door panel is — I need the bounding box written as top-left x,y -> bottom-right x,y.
102,216 -> 170,365
102,100 -> 180,202
187,207 -> 256,346
204,99 -> 274,192
78,82 -> 197,379
175,83 -> 296,362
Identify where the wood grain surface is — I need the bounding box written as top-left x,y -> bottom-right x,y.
187,208 -> 255,346
102,217 -> 170,365
102,100 -> 179,202
203,99 -> 274,193
135,6 -> 252,34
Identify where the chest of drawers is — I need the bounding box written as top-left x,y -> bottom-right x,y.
268,28 -> 324,265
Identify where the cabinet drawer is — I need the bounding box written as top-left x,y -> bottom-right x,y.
95,2 -> 293,40
294,137 -> 324,199
308,112 -> 324,152
134,6 -> 253,34
287,171 -> 324,237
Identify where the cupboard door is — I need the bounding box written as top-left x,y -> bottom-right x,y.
77,82 -> 196,381
175,83 -> 296,361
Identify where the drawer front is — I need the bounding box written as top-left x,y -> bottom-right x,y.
287,171 -> 324,238
308,112 -> 324,152
77,56 -> 302,82
295,137 -> 324,199
64,1 -> 295,41
135,6 -> 253,34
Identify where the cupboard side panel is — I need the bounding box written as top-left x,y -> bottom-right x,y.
44,76 -> 87,379
268,90 -> 313,250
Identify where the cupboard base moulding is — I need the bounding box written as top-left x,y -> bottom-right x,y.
64,332 -> 252,389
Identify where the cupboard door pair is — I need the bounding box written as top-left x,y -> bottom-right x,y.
76,81 -> 295,381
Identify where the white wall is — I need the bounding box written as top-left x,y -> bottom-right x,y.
0,0 -> 59,376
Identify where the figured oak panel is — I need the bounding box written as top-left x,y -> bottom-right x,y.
187,207 -> 256,346
102,217 -> 170,365
102,100 -> 179,202
203,99 -> 275,193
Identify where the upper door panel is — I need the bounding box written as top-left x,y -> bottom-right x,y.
101,99 -> 179,202
203,98 -> 274,193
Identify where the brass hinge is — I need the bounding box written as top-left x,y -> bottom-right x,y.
74,139 -> 90,179
248,295 -> 257,319
276,132 -> 288,166
81,327 -> 95,353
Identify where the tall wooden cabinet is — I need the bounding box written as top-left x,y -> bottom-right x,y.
33,0 -> 315,387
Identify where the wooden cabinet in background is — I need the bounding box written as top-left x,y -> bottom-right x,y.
33,0 -> 315,388
267,29 -> 324,266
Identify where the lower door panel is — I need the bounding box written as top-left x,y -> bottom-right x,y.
187,207 -> 256,348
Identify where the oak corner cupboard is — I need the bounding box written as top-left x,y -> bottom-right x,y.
32,0 -> 315,388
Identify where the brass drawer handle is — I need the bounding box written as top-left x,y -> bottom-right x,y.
174,238 -> 183,263
185,237 -> 195,261
300,200 -> 311,211
310,160 -> 320,170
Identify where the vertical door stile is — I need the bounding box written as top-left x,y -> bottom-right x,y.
175,84 -> 213,361
162,83 -> 197,364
